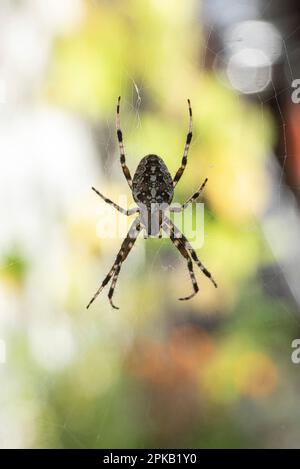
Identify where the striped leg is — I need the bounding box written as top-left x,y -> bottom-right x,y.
162,221 -> 198,300
92,187 -> 138,216
108,223 -> 141,309
165,217 -> 217,288
170,178 -> 208,212
116,96 -> 132,188
173,99 -> 192,188
86,264 -> 116,309
86,219 -> 140,309
108,267 -> 122,310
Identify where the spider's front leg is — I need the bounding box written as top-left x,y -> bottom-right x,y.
86,218 -> 141,309
107,222 -> 141,309
92,187 -> 138,216
162,221 -> 199,300
164,216 -> 217,288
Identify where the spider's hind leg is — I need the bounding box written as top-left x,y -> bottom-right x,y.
173,99 -> 193,188
116,96 -> 133,189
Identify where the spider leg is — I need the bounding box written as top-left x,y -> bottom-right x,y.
86,218 -> 141,309
116,96 -> 133,189
107,223 -> 141,309
169,178 -> 208,212
92,187 -> 138,216
108,267 -> 122,310
162,221 -> 199,300
173,99 -> 192,188
158,209 -> 163,238
164,216 -> 217,288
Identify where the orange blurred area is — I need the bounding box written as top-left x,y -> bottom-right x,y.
128,326 -> 215,388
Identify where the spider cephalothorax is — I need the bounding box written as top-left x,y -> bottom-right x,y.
87,97 -> 217,309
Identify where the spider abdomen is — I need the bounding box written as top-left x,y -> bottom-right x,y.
132,154 -> 174,208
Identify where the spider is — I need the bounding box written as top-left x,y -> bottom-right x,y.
86,97 -> 217,309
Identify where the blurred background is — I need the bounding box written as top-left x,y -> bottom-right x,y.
1,0 -> 300,449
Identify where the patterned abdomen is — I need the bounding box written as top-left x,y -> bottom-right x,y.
132,154 -> 174,208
